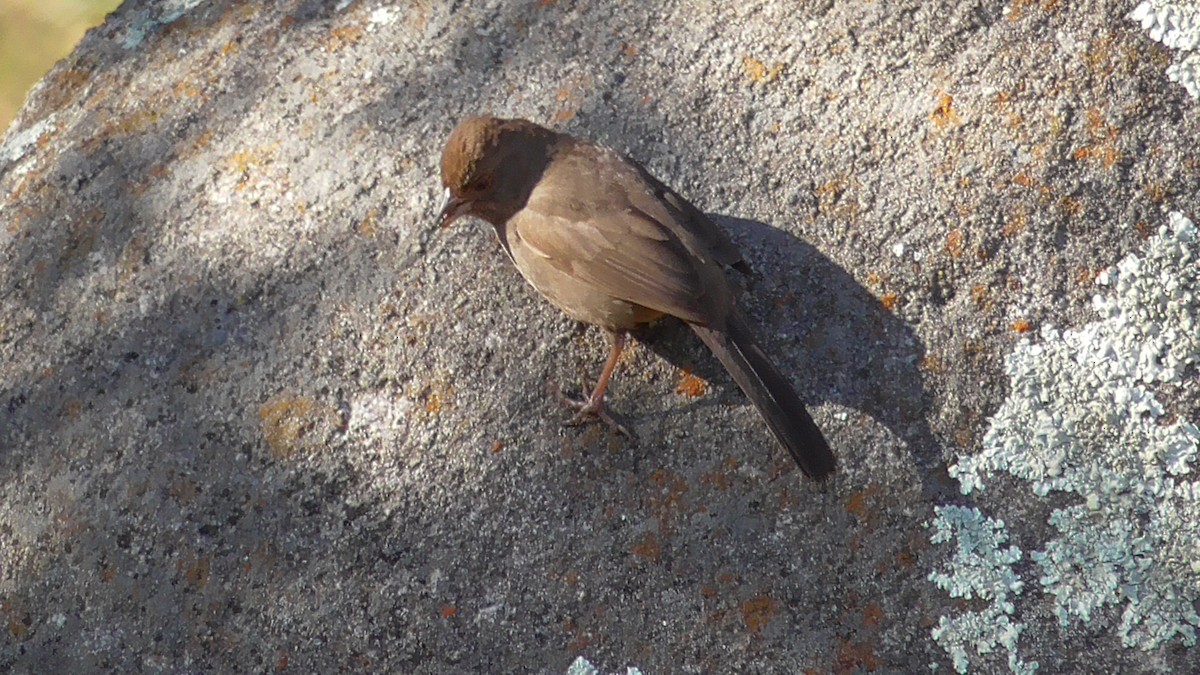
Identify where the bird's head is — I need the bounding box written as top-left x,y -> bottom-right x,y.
437,115 -> 554,228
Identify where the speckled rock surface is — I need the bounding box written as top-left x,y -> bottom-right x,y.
0,1 -> 1197,672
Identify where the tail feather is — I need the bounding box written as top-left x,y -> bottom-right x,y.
690,312 -> 835,478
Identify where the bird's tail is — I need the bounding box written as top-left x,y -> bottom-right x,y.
690,311 -> 835,478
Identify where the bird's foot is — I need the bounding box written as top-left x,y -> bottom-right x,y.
546,380 -> 633,438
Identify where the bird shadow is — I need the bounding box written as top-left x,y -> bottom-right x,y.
631,215 -> 953,500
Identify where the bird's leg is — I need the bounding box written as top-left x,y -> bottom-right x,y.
549,330 -> 632,436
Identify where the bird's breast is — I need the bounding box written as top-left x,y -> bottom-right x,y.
506,227 -> 662,331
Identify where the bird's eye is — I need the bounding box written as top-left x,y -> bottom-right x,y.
470,175 -> 491,192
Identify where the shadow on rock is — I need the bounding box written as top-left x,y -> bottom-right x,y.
633,214 -> 952,499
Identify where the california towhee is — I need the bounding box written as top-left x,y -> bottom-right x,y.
437,116 -> 835,478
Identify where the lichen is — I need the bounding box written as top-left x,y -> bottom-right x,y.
932,212 -> 1200,670
566,656 -> 644,675
1130,2 -> 1200,100
928,506 -> 1035,674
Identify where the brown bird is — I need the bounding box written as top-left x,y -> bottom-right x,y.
437,116 -> 835,478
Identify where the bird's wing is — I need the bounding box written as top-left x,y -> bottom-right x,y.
511,188 -> 723,326
623,161 -> 750,273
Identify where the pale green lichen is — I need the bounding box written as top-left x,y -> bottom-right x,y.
1130,1 -> 1200,100
566,656 -> 644,675
121,0 -> 205,50
928,506 -> 1036,674
933,213 -> 1200,670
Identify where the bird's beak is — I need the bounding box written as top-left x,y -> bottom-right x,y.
436,187 -> 470,229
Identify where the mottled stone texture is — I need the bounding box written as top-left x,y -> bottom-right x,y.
0,1 -> 1196,673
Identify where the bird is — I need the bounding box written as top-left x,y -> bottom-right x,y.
436,115 -> 835,479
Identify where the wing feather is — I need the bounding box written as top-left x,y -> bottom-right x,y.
512,198 -> 713,324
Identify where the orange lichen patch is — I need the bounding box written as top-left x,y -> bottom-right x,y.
676,370 -> 709,398
323,24 -> 365,51
550,107 -> 577,123
1089,106 -> 1113,139
815,178 -> 846,211
356,209 -> 379,237
177,549 -> 212,589
562,617 -> 595,652
1012,171 -> 1036,188
1143,182 -> 1167,203
1011,319 -> 1033,333
259,392 -> 343,458
226,143 -> 278,176
930,93 -> 959,129
835,639 -> 880,673
700,457 -> 739,492
440,605 -> 458,619
863,602 -> 884,628
490,440 -> 504,454
1098,146 -> 1120,169
184,129 -> 215,156
419,381 -> 454,415
955,425 -> 974,446
101,106 -> 165,137
1007,0 -> 1061,21
171,75 -> 206,99
844,485 -> 881,526
1072,147 -> 1091,161
1134,221 -> 1155,239
61,399 -> 84,422
225,143 -> 281,191
1058,196 -> 1084,216
129,163 -> 171,197
167,478 -> 198,505
1001,211 -> 1027,237
59,206 -> 105,269
37,63 -> 96,113
221,39 -> 241,56
919,354 -> 947,373
621,42 -> 638,60
865,272 -> 883,288
740,595 -> 779,634
5,204 -> 35,234
880,292 -> 900,311
630,531 -> 662,561
945,229 -> 964,257
551,76 -> 586,124
970,284 -> 989,307
536,0 -> 557,8
648,469 -> 689,533
1082,37 -> 1115,78
742,55 -> 785,84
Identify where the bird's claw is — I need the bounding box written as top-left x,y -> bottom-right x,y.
546,380 -> 634,438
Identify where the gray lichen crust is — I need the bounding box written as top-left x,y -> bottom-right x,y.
935,213 -> 1200,672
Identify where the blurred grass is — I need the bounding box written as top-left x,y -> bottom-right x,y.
1,0 -> 121,131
